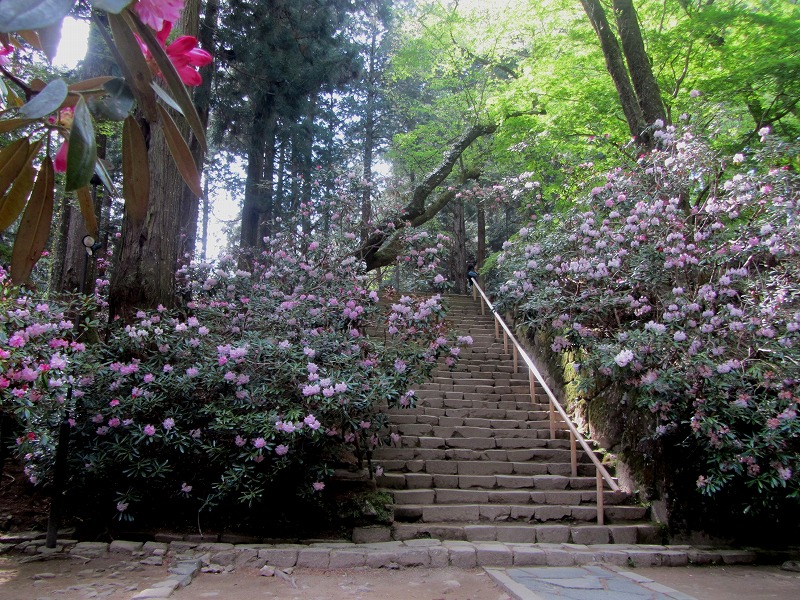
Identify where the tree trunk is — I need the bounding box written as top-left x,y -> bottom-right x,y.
452,198 -> 467,294
613,0 -> 666,125
109,117 -> 185,320
241,99 -> 276,248
580,0 -> 649,143
361,27 -> 378,244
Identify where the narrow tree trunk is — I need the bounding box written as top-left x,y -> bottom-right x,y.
613,0 -> 666,125
241,101 -> 276,247
580,0 -> 649,143
361,27 -> 378,244
452,198 -> 467,294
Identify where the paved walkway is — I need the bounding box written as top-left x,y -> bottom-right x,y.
487,565 -> 696,600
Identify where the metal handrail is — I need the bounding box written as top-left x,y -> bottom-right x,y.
469,279 -> 619,522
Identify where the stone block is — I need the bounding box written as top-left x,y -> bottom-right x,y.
352,526 -> 391,544
447,545 -> 477,568
196,542 -> 234,552
543,548 -> 575,566
329,549 -> 366,568
131,588 -> 173,599
535,525 -> 570,543
423,504 -> 479,522
511,546 -> 547,566
143,542 -> 169,555
570,526 -> 610,545
496,526 -> 535,544
234,548 -> 262,567
464,525 -> 497,542
534,506 -> 570,521
533,475 -> 570,490
405,473 -> 434,489
297,547 -> 330,568
109,540 -> 144,554
608,526 -> 638,545
71,542 -> 109,557
480,505 -> 511,522
365,551 -> 398,568
258,548 -> 298,568
429,546 -> 450,567
396,548 -> 430,567
475,543 -> 513,567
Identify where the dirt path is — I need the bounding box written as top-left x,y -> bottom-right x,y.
632,565 -> 800,600
172,566 -> 511,600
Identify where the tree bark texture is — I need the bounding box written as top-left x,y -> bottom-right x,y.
580,0 -> 649,142
452,198 -> 467,294
612,0 -> 666,125
109,119 -> 185,320
358,121 -> 497,271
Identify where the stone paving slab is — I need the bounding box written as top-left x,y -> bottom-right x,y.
486,565 -> 698,600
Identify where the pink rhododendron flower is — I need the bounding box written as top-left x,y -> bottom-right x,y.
139,22 -> 212,87
312,482 -> 325,491
143,424 -> 156,436
54,141 -> 68,173
134,0 -> 185,31
275,444 -> 289,456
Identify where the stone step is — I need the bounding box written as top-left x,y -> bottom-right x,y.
391,503 -> 647,524
387,407 -> 553,421
376,454 -> 596,473
379,473 -> 606,491
397,432 -> 571,449
391,522 -> 662,545
373,443 -> 575,462
413,399 -> 555,411
394,425 -> 562,438
386,414 -> 556,428
390,488 -> 630,506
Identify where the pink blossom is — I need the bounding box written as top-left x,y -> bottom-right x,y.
134,0 -> 185,31
235,435 -> 246,447
143,424 -> 156,436
312,481 -> 325,491
139,22 -> 212,87
275,444 -> 289,456
253,437 -> 266,449
163,418 -> 175,430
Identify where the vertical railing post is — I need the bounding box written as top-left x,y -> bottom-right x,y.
494,318 -> 499,341
528,370 -> 536,404
549,400 -> 556,439
570,432 -> 578,477
480,297 -> 485,315
472,283 -> 477,302
596,470 -> 605,525
502,330 -> 508,354
512,345 -> 518,373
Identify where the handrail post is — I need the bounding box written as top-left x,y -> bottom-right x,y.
494,318 -> 499,341
549,400 -> 556,439
480,297 -> 485,315
512,345 -> 518,373
503,330 -> 508,354
570,432 -> 577,477
596,470 -> 605,525
528,370 -> 536,404
472,284 -> 477,302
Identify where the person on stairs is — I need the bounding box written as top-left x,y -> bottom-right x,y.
466,263 -> 479,291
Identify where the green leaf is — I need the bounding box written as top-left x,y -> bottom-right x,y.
89,0 -> 133,13
157,104 -> 203,198
122,115 -> 149,226
125,10 -> 207,152
103,12 -> 157,121
151,81 -> 183,116
65,97 -> 97,192
94,158 -> 116,194
19,78 -> 68,119
0,0 -> 75,33
76,186 -> 99,239
10,157 -> 54,285
36,21 -> 62,62
87,77 -> 135,120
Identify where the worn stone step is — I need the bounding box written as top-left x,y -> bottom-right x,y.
390,488 -> 631,506
379,472 -> 605,491
396,503 -> 647,524
391,522 -> 662,545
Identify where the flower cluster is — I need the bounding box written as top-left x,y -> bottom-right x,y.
495,123 -> 799,511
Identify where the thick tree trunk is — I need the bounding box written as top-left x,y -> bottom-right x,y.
580,0 -> 649,143
109,118 -> 185,320
612,0 -> 666,125
241,101 -> 276,247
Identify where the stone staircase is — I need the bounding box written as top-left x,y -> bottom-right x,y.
375,294 -> 659,545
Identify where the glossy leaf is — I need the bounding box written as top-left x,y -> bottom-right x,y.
69,76 -> 116,92
10,157 -> 54,285
36,22 -> 62,62
90,0 -> 132,13
122,115 -> 149,226
0,0 -> 74,33
94,158 -> 116,195
157,104 -> 203,198
126,10 -> 207,152
76,186 -> 99,239
17,30 -> 43,51
65,97 -> 97,192
19,78 -> 68,119
88,78 -> 135,121
105,12 -> 157,121
0,118 -> 36,134
0,138 -> 30,198
151,81 -> 183,116
0,162 -> 35,233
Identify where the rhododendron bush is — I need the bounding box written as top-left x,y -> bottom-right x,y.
1,234 -> 461,527
494,124 -> 799,514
